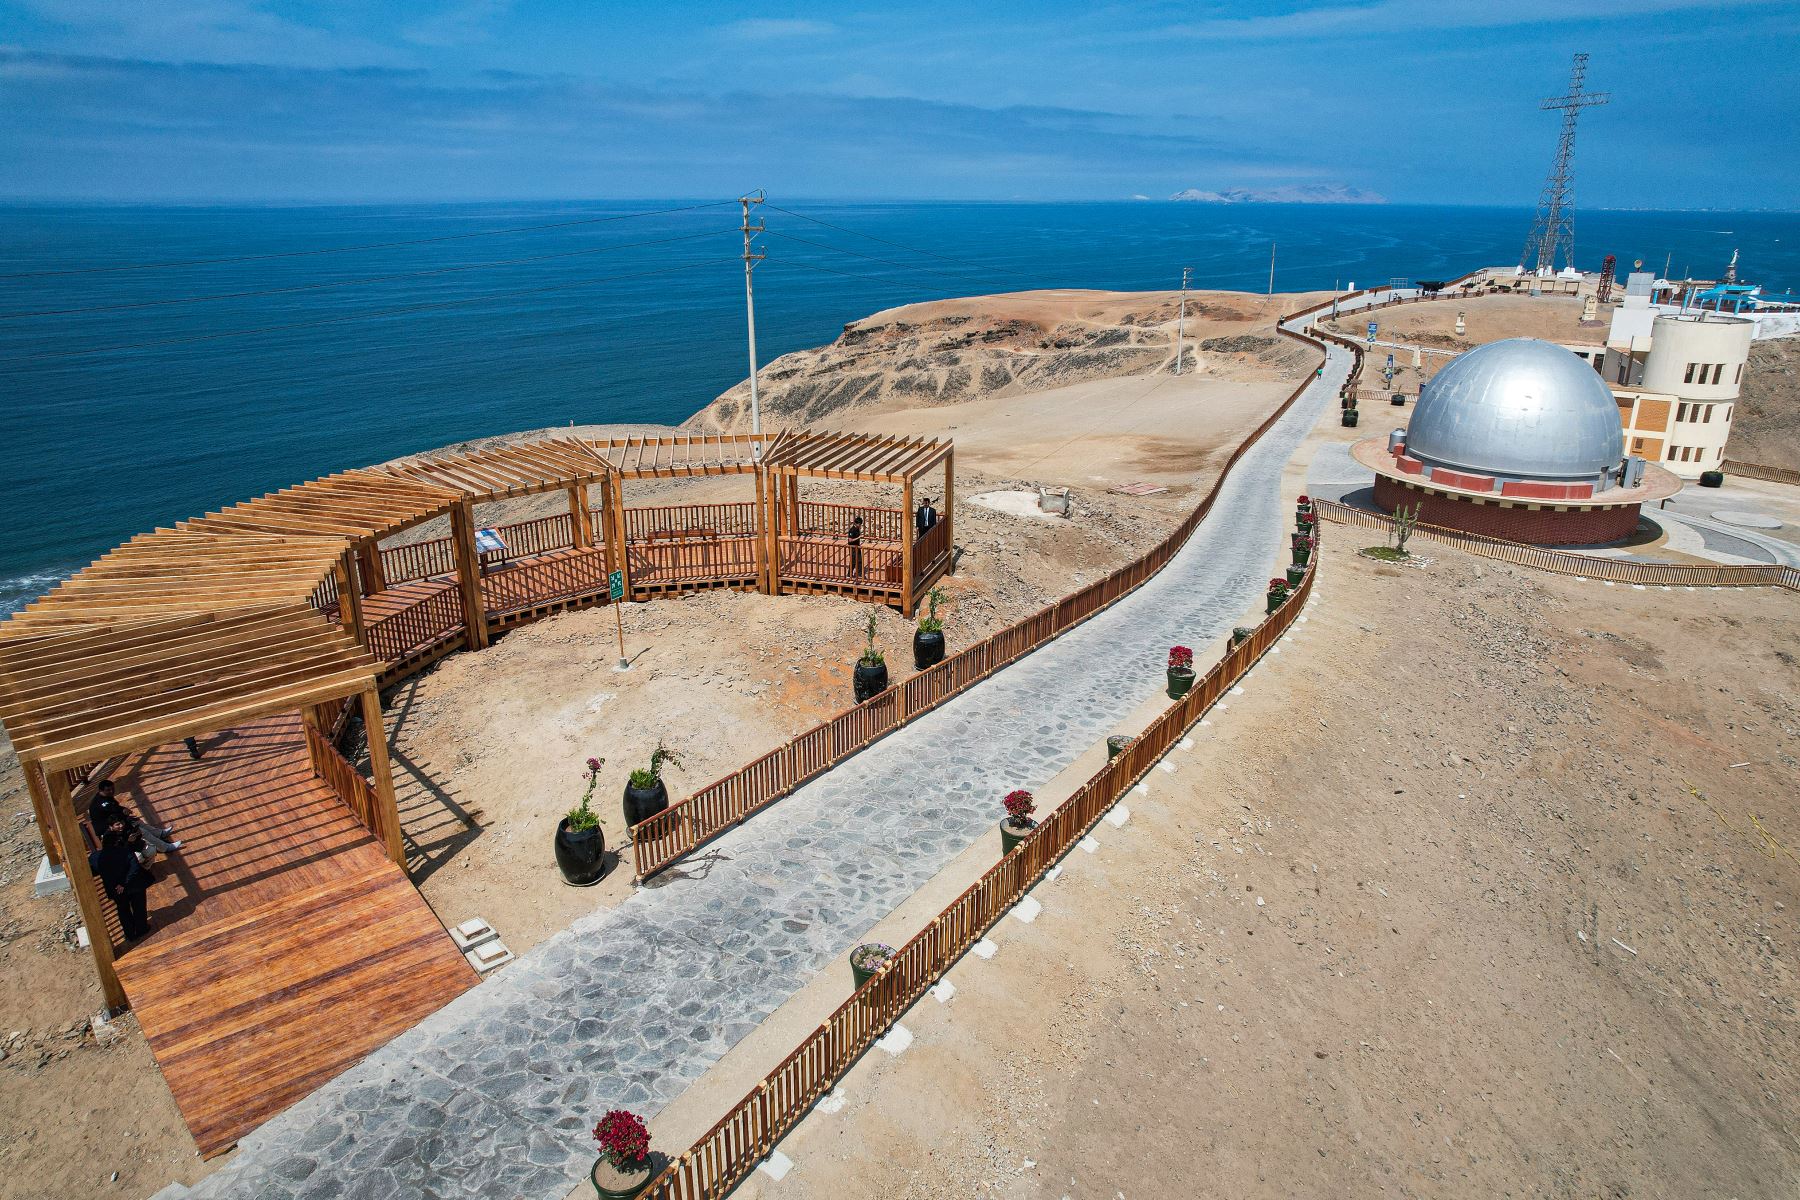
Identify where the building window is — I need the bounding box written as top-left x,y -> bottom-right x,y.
1735,364 -> 1743,384
1684,363 -> 1696,383
1633,437 -> 1645,452
1703,405 -> 1713,423
1676,402 -> 1688,422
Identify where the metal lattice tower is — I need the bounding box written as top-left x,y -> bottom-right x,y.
1519,53 -> 1609,276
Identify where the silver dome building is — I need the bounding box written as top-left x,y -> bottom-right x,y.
1405,338 -> 1625,488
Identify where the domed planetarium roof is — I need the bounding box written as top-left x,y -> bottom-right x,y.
1405,338 -> 1624,481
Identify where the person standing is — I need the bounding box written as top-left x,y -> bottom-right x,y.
915,497 -> 938,537
93,828 -> 152,942
846,515 -> 864,578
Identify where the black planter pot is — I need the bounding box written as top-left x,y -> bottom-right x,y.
1166,665 -> 1195,699
1700,470 -> 1725,488
1106,734 -> 1132,760
1342,408 -> 1360,428
622,777 -> 669,829
913,629 -> 946,670
854,659 -> 890,703
1266,586 -> 1288,615
999,817 -> 1034,854
1286,563 -> 1307,588
554,818 -> 608,887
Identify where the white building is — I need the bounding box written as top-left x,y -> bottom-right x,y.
1603,282 -> 1754,479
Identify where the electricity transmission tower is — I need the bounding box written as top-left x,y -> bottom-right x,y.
1518,53 -> 1608,277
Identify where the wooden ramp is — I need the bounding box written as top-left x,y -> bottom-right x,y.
106,717 -> 476,1157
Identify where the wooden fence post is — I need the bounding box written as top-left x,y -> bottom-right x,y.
358,687 -> 407,866
46,764 -> 127,1012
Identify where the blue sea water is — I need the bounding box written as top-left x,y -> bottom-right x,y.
2,200 -> 1795,614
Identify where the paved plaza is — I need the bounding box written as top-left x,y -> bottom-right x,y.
159,305 -> 1363,1200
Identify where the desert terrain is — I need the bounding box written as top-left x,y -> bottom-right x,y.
1731,335 -> 1800,473
738,533 -> 1800,1200
0,288 -> 1313,1198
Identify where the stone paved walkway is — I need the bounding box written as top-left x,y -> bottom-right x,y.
163,303 -> 1366,1200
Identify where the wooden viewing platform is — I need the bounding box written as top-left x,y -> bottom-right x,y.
104,715 -> 476,1157
0,427 -> 955,1156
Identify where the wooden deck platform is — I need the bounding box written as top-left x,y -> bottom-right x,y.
105,716 -> 475,1157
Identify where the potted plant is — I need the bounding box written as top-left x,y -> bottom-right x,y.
590,1109 -> 653,1199
1290,532 -> 1312,566
1166,645 -> 1195,698
1266,577 -> 1290,615
1106,734 -> 1133,760
1342,406 -> 1360,428
913,586 -> 948,670
1285,561 -> 1307,588
622,741 -> 682,829
999,789 -> 1036,854
556,756 -> 609,887
850,942 -> 895,989
854,610 -> 890,703
1230,626 -> 1254,648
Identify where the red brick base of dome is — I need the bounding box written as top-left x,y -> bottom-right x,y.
1372,474 -> 1642,546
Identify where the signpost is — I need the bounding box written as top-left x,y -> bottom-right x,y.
1366,321 -> 1378,344
608,570 -> 628,669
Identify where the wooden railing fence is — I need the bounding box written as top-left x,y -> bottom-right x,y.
482,549 -> 612,617
637,514 -> 1321,1200
380,537 -> 457,587
793,501 -> 904,544
1314,498 -> 1800,589
777,538 -> 904,588
626,503 -> 761,542
364,586 -> 467,663
628,286 -> 1378,880
631,538 -> 761,587
303,720 -> 385,843
911,517 -> 952,583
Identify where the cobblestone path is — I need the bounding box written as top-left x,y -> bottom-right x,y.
165,304 -> 1365,1200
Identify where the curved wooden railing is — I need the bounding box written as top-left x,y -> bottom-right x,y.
638,501 -> 1323,1200
1313,498 -> 1800,589
777,537 -> 903,587
363,586 -> 466,664
628,285 -> 1378,879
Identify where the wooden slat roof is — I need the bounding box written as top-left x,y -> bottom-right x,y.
767,432 -> 948,482
0,531 -> 347,637
582,432 -> 780,478
182,469 -> 462,542
382,436 -> 613,500
0,606 -> 378,772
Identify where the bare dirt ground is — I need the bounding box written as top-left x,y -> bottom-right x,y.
1324,291 -> 1605,401
744,537 -> 1800,1200
0,291 -> 1312,1199
1731,335 -> 1800,473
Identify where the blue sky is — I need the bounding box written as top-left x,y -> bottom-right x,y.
0,0 -> 1794,206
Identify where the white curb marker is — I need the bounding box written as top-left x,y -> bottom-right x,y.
759,1151 -> 794,1181
1014,896 -> 1043,924
931,980 -> 957,1003
1079,835 -> 1101,853
876,1024 -> 913,1056
973,938 -> 999,958
1106,805 -> 1131,828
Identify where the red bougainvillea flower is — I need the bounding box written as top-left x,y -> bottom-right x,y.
585,756 -> 603,774
1167,645 -> 1194,670
593,1109 -> 650,1168
1003,789 -> 1036,822
1269,578 -> 1288,589
1297,494 -> 1310,504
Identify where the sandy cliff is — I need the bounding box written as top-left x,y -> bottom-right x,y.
687,289 -> 1311,432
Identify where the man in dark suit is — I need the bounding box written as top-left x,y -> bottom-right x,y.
915,498 -> 938,537
846,515 -> 864,578
92,827 -> 152,942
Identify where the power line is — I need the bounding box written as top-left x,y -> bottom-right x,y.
0,227 -> 739,320
0,199 -> 739,281
13,256 -> 739,361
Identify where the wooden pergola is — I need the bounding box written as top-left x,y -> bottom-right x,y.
0,605 -> 390,1011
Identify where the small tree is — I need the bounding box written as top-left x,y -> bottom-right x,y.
860,609 -> 885,666
628,741 -> 682,791
918,586 -> 948,634
1388,503 -> 1420,555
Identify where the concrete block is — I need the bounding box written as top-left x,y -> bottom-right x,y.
1106,805 -> 1131,828
758,1151 -> 794,1181
33,855 -> 69,898
1078,836 -> 1100,853
876,1024 -> 913,1056
973,939 -> 999,959
930,980 -> 957,1004
464,939 -> 514,974
1013,896 -> 1042,924
450,918 -> 497,952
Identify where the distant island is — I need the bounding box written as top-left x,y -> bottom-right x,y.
1168,184 -> 1387,205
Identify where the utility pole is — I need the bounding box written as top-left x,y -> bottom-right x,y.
1518,52 -> 1609,276
1267,241 -> 1276,296
740,190 -> 767,449
1174,266 -> 1191,375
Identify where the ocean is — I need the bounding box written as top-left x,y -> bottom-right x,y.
2,200 -> 1795,614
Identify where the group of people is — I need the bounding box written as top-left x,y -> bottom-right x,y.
841,498 -> 938,580
88,779 -> 180,943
